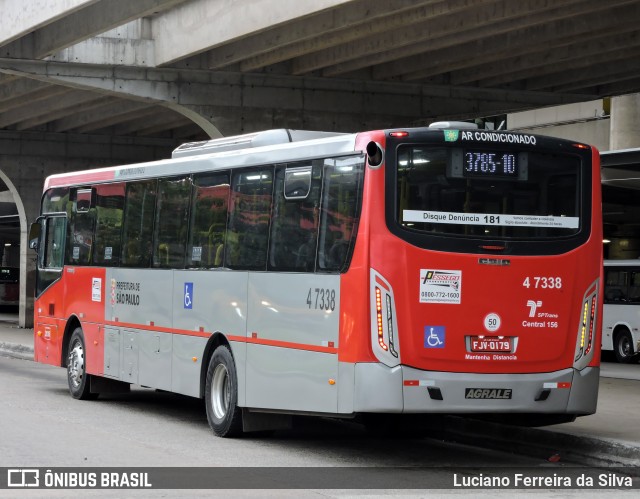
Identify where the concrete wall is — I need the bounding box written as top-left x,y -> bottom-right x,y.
508,100 -> 610,151
0,130 -> 177,327
610,94 -> 640,150
509,94 -> 640,152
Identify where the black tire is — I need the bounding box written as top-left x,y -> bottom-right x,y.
614,329 -> 637,364
67,327 -> 98,400
205,345 -> 242,437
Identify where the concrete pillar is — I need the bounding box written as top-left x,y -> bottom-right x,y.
610,93 -> 640,150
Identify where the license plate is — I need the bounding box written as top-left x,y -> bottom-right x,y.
470,336 -> 511,352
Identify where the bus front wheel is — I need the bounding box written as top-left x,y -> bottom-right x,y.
205,345 -> 242,437
67,327 -> 98,400
614,329 -> 637,364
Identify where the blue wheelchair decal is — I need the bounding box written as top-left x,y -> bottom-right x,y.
424,326 -> 445,348
184,282 -> 193,309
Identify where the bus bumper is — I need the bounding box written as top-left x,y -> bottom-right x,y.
353,363 -> 599,415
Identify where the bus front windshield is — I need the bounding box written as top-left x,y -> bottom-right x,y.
396,146 -> 582,240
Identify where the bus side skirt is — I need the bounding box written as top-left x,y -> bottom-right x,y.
90,375 -> 130,394
242,409 -> 292,432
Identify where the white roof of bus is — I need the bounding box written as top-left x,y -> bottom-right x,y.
44,129 -> 359,189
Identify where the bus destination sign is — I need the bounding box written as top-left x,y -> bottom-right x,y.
463,151 -> 518,179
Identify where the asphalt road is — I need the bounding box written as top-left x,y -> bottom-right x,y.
0,356 -> 546,467
0,356 -> 637,498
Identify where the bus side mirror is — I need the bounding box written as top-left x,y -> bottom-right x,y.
29,221 -> 41,251
366,141 -> 383,167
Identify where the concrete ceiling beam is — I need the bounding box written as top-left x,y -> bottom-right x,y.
228,0 -> 447,72
151,0 -> 354,66
15,94 -> 113,130
395,0 -> 640,83
1,0 -> 188,59
293,0 -> 581,76
0,0 -> 96,47
453,26 -> 640,87
0,86 -> 71,115
52,99 -> 153,132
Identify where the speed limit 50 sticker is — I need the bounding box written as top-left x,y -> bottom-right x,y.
420,269 -> 462,304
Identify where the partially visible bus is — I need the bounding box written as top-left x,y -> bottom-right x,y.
29,125 -> 602,437
602,260 -> 640,363
0,266 -> 19,309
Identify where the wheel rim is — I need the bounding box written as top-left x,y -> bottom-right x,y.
619,336 -> 632,358
211,363 -> 230,420
68,339 -> 85,389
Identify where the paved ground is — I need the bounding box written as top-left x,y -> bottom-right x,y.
1,313 -> 639,467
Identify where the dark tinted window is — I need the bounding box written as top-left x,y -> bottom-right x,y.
396,147 -> 580,239
317,156 -> 364,272
605,268 -> 640,304
44,217 -> 66,269
226,168 -> 273,270
269,163 -> 322,271
188,173 -> 229,268
42,187 -> 69,214
66,188 -> 95,265
121,180 -> 157,267
93,183 -> 125,266
153,177 -> 191,268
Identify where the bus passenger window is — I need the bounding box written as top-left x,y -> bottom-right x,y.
44,217 -> 66,269
153,176 -> 192,268
630,272 -> 640,303
188,173 -> 230,268
317,156 -> 364,273
93,183 -> 125,266
269,163 -> 321,272
42,187 -> 69,214
605,270 -> 628,303
121,180 -> 157,267
66,188 -> 95,265
226,168 -> 273,270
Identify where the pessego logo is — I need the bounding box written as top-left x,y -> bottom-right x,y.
465,388 -> 512,399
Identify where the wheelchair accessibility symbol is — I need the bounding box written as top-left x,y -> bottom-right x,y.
184,282 -> 193,309
424,326 -> 445,348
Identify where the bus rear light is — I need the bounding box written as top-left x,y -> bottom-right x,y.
579,302 -> 588,351
585,295 -> 596,355
375,287 -> 388,351
370,270 -> 400,366
386,293 -> 398,357
574,280 -> 599,369
389,131 -> 409,138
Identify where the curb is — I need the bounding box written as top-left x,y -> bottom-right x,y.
437,415 -> 640,468
0,341 -> 34,361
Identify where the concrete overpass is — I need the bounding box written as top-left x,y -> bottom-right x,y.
2,0 -> 640,326
3,0 -> 640,138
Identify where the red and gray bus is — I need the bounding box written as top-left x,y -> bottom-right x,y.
29,124 -> 603,436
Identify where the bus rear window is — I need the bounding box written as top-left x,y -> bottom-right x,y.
397,147 -> 581,239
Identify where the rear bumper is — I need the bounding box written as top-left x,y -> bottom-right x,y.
353,363 -> 599,415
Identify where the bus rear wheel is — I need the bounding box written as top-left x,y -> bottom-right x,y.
205,345 -> 242,437
614,329 -> 637,364
67,327 -> 98,400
